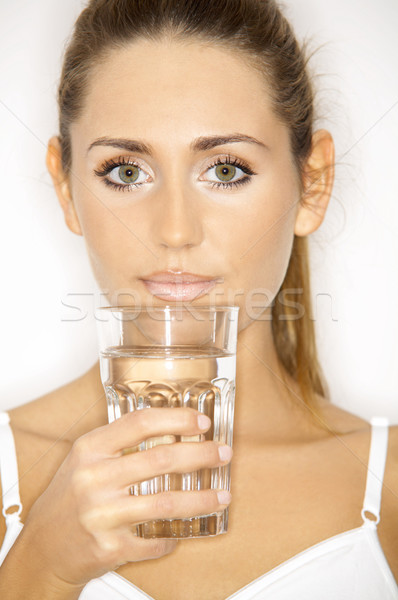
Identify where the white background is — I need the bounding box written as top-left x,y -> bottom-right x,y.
0,0 -> 397,422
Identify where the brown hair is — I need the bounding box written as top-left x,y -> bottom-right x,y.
57,0 -> 331,424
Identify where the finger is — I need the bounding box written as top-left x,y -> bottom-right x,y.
106,441 -> 233,488
75,407 -> 212,456
110,489 -> 232,528
119,533 -> 179,563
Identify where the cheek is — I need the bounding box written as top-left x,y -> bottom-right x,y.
219,181 -> 299,302
71,182 -> 137,290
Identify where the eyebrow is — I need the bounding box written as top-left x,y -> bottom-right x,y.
86,133 -> 268,156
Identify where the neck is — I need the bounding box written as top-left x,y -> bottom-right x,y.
233,317 -> 315,444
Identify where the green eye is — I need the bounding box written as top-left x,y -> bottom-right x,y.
118,165 -> 140,184
215,164 -> 237,182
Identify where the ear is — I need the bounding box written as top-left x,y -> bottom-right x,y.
46,136 -> 83,236
294,129 -> 335,237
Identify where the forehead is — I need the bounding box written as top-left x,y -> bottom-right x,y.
72,38 -> 287,151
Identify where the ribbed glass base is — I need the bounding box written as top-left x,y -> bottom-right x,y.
136,508 -> 228,538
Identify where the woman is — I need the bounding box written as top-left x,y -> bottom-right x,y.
0,0 -> 397,598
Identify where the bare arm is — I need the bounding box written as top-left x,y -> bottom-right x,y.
0,531 -> 83,600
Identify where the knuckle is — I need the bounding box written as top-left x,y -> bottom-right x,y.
152,491 -> 175,515
204,489 -> 219,511
208,442 -> 221,462
71,434 -> 96,463
148,538 -> 176,557
202,489 -> 216,509
92,532 -> 122,565
79,505 -> 104,532
174,406 -> 193,428
184,406 -> 199,428
71,435 -> 89,458
148,445 -> 173,472
134,408 -> 153,434
97,533 -> 121,555
70,465 -> 97,495
195,441 -> 218,465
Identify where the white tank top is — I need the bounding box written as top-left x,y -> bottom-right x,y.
0,411 -> 397,599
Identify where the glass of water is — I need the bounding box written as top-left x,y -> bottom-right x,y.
95,305 -> 239,539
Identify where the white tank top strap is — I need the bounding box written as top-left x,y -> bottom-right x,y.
361,416 -> 389,526
0,411 -> 24,566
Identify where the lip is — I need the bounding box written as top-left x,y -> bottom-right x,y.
139,271 -> 223,301
140,270 -> 221,283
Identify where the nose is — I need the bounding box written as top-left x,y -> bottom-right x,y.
154,179 -> 204,250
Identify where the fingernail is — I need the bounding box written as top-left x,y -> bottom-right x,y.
218,445 -> 233,462
198,415 -> 211,430
217,490 -> 232,505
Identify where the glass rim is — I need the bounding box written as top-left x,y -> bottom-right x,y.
96,305 -> 240,313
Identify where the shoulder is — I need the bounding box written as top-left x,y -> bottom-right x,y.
0,360 -> 106,513
7,360 -> 106,443
0,419 -> 72,515
314,397 -> 370,435
376,423 -> 398,582
384,423 -> 398,512
387,422 -> 398,459
0,417 -> 72,554
318,407 -> 398,582
378,422 -> 398,515
0,362 -> 104,547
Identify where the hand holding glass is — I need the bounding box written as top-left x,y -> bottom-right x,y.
95,305 -> 239,538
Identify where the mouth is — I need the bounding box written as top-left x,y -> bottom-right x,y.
139,271 -> 223,302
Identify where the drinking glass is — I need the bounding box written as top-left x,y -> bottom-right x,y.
95,305 -> 239,538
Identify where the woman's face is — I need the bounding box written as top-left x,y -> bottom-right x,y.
62,38 -> 311,330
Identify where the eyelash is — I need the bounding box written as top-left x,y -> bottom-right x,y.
94,154 -> 255,192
